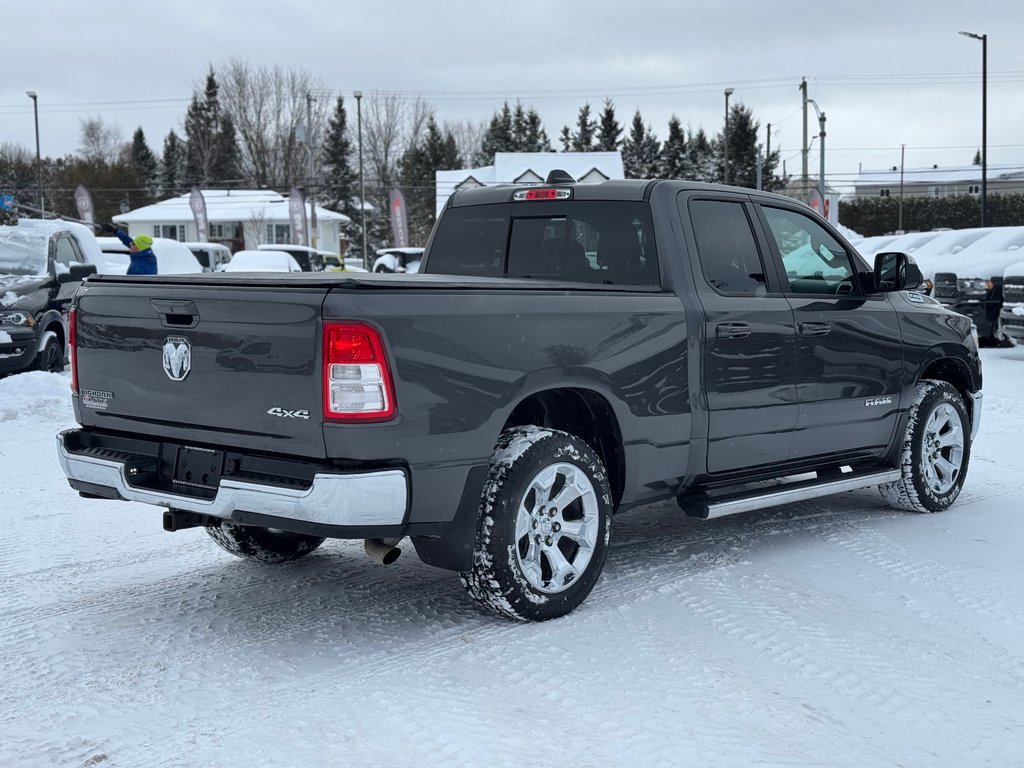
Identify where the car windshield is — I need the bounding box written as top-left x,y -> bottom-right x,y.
0,228 -> 49,276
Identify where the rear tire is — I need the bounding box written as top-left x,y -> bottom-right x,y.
879,380 -> 971,513
205,521 -> 324,563
459,426 -> 613,621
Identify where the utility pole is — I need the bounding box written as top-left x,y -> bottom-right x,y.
354,91 -> 367,270
766,123 -> 772,189
306,92 -> 318,249
899,144 -> 906,232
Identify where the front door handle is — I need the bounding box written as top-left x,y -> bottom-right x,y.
799,321 -> 831,336
715,322 -> 752,339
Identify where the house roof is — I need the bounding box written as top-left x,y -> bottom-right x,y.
854,164 -> 1024,186
112,189 -> 351,225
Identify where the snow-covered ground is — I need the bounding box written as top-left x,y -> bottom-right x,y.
2,350 -> 1023,768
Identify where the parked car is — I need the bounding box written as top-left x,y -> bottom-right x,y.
320,252 -> 346,272
94,236 -> 204,275
0,223 -> 96,376
182,242 -> 232,273
256,244 -> 323,272
221,250 -> 302,273
372,247 -> 424,274
999,257 -> 1024,345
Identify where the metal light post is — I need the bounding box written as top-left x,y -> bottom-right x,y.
354,90 -> 367,270
306,92 -> 318,249
723,88 -> 734,186
807,99 -> 826,218
960,30 -> 988,227
25,91 -> 42,217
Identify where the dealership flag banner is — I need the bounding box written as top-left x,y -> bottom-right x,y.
74,185 -> 95,225
189,187 -> 210,242
389,189 -> 409,248
289,188 -> 308,246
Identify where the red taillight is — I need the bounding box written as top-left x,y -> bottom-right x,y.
322,322 -> 396,421
68,307 -> 78,393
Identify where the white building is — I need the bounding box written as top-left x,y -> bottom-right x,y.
435,152 -> 625,216
112,189 -> 352,254
852,165 -> 1024,200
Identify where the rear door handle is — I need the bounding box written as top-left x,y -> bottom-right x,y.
715,322 -> 752,339
799,321 -> 831,336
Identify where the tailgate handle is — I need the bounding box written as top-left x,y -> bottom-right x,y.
151,299 -> 199,328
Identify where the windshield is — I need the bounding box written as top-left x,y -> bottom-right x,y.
0,228 -> 49,276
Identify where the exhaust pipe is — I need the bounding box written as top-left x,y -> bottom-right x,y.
364,537 -> 402,565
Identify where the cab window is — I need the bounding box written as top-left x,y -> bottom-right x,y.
688,200 -> 768,296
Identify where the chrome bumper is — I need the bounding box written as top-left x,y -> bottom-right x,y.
56,433 -> 408,527
969,389 -> 983,442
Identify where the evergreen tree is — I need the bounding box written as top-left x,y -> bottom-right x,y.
621,110 -> 661,178
687,128 -> 717,183
559,125 -> 573,152
475,103 -> 514,166
524,108 -> 551,152
719,103 -> 784,191
161,130 -> 184,194
660,116 -> 688,179
183,69 -> 241,187
569,103 -> 596,152
320,96 -> 359,224
400,117 -> 462,243
595,98 -> 622,152
511,102 -> 529,150
973,149 -> 982,165
129,127 -> 159,198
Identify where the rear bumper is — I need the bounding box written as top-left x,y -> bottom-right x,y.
56,429 -> 408,528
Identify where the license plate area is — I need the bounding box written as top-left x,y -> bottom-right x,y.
172,446 -> 224,492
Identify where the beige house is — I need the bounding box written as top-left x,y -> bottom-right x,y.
853,165 -> 1024,200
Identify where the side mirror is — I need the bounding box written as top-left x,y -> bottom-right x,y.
873,251 -> 923,292
57,263 -> 98,284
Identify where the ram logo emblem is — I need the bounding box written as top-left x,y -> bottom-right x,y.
162,336 -> 192,381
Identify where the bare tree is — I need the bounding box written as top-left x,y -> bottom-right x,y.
444,118 -> 486,169
78,117 -> 124,164
243,207 -> 268,247
361,92 -> 432,242
215,59 -> 331,188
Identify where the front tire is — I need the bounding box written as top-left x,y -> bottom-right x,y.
205,521 -> 324,563
879,380 -> 971,513
35,335 -> 64,373
460,426 -> 613,621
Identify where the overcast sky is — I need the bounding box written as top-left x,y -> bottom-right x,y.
4,0 -> 1023,192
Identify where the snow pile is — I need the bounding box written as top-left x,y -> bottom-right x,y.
0,369 -> 74,423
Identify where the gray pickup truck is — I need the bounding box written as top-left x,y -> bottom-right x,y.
57,175 -> 982,621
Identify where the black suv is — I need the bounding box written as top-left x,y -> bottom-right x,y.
0,224 -> 96,376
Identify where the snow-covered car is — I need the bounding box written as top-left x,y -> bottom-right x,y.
221,250 -> 302,273
94,237 -> 203,275
999,257 -> 1024,346
372,247 -> 423,274
16,218 -> 110,274
256,244 -> 323,272
182,242 -> 232,272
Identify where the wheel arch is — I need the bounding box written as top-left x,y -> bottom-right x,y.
918,354 -> 977,422
501,386 -> 625,508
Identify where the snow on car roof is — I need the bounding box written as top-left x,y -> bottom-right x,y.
223,250 -> 301,272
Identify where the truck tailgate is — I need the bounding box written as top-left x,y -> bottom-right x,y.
74,281 -> 328,458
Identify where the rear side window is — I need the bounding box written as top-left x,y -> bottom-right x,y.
689,200 -> 767,296
426,201 -> 659,285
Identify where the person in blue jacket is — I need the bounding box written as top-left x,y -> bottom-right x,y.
101,224 -> 158,275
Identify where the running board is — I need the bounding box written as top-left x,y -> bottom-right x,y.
678,469 -> 903,520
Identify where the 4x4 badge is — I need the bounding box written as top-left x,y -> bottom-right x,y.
162,336 -> 192,381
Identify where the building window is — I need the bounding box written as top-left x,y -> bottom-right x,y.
210,223 -> 241,239
929,186 -> 947,198
879,188 -> 891,197
266,224 -> 291,244
968,184 -> 981,195
154,224 -> 185,241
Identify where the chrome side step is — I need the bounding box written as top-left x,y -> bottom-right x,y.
679,469 -> 903,520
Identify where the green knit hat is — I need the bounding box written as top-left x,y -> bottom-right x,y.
133,235 -> 154,250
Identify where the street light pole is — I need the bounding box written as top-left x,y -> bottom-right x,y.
25,91 -> 42,217
354,91 -> 367,270
807,99 -> 826,218
960,30 -> 988,227
306,92 -> 318,249
723,88 -> 734,186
